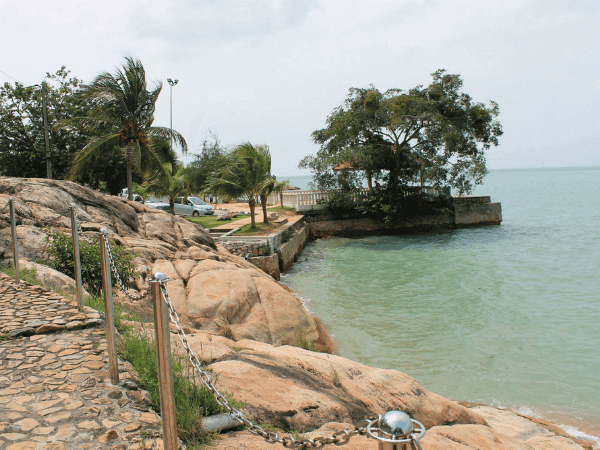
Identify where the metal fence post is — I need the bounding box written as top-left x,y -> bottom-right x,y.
150,272 -> 178,450
99,229 -> 119,385
8,198 -> 20,283
70,204 -> 84,311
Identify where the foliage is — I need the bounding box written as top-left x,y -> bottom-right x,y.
44,230 -> 137,295
281,227 -> 294,243
60,56 -> 187,200
205,142 -> 274,228
119,331 -> 225,445
184,131 -> 227,195
271,178 -> 289,208
301,70 -> 502,196
0,67 -> 89,180
143,162 -> 188,215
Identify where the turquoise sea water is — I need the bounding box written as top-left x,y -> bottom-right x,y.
280,167 -> 600,445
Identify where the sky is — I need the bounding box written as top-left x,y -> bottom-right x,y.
2,0 -> 599,176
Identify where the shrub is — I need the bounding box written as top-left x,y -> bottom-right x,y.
45,230 -> 137,295
281,227 -> 294,243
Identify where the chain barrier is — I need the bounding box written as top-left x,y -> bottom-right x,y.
159,281 -> 378,448
72,206 -> 99,245
102,235 -> 146,302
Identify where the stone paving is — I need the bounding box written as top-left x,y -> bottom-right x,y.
0,273 -> 166,449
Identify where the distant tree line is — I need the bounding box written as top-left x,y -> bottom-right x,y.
0,57 -> 286,228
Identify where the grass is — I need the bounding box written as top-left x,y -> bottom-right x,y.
266,205 -> 297,215
0,332 -> 8,342
82,296 -> 244,448
286,331 -> 317,352
0,266 -> 40,285
187,214 -> 251,229
119,331 -> 224,446
235,221 -> 281,236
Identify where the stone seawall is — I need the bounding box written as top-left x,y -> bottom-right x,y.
279,223 -> 310,272
305,212 -> 455,238
453,195 -> 502,227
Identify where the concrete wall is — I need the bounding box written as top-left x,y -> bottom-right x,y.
307,213 -> 455,238
453,196 -> 502,227
278,223 -> 310,272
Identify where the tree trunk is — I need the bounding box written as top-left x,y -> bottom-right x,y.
280,193 -> 283,208
248,198 -> 256,228
169,195 -> 176,215
126,151 -> 133,201
260,193 -> 268,223
367,170 -> 373,190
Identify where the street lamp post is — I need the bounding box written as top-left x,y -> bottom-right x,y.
167,78 -> 178,152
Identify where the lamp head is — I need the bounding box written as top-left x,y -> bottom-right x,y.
167,78 -> 179,86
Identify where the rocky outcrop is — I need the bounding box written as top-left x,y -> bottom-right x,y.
0,178 -> 327,347
177,330 -> 591,450
18,259 -> 90,298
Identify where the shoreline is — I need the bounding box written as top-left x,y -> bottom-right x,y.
282,256 -> 600,450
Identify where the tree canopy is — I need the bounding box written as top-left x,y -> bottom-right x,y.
184,131 -> 228,195
301,70 -> 503,196
205,142 -> 274,228
60,56 -> 187,200
0,68 -> 89,179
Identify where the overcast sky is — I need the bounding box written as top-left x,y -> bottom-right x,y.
2,0 -> 599,176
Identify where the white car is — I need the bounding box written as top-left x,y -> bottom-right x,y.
144,196 -> 171,212
174,197 -> 214,216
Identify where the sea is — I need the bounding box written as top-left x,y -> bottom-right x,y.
279,167 -> 600,447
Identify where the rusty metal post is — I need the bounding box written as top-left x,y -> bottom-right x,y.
99,229 -> 119,384
150,272 -> 178,450
70,204 -> 84,311
8,198 -> 20,283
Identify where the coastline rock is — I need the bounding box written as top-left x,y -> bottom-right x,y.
0,178 -> 327,348
18,259 -> 90,297
183,332 -> 485,431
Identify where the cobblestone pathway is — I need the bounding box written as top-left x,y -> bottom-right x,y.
0,274 -> 165,450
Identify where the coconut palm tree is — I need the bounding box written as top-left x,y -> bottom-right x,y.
272,178 -> 289,208
144,162 -> 188,215
60,56 -> 187,200
205,142 -> 273,229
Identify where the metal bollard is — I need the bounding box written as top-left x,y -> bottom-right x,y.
8,198 -> 20,283
99,229 -> 119,385
149,272 -> 178,450
70,204 -> 84,311
366,410 -> 426,450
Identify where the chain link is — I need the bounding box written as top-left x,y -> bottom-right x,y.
159,282 -> 376,448
103,236 -> 145,302
72,206 -> 99,244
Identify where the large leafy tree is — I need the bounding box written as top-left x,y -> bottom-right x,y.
184,131 -> 227,196
301,70 -> 503,196
0,67 -> 89,179
61,56 -> 187,200
205,142 -> 273,228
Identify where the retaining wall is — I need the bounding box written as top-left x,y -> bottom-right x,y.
278,223 -> 310,272
453,196 -> 502,227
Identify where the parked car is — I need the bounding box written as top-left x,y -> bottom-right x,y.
117,188 -> 143,203
144,196 -> 171,212
175,197 -> 214,216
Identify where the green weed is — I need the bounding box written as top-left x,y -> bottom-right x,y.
0,266 -> 39,285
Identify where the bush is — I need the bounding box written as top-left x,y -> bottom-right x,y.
45,230 -> 137,295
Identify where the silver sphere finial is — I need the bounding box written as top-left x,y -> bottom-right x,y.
380,410 -> 413,436
153,272 -> 167,281
100,228 -> 109,234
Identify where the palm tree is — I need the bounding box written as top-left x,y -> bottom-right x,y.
272,178 -> 289,208
205,142 -> 273,229
144,162 -> 188,215
60,56 -> 187,200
